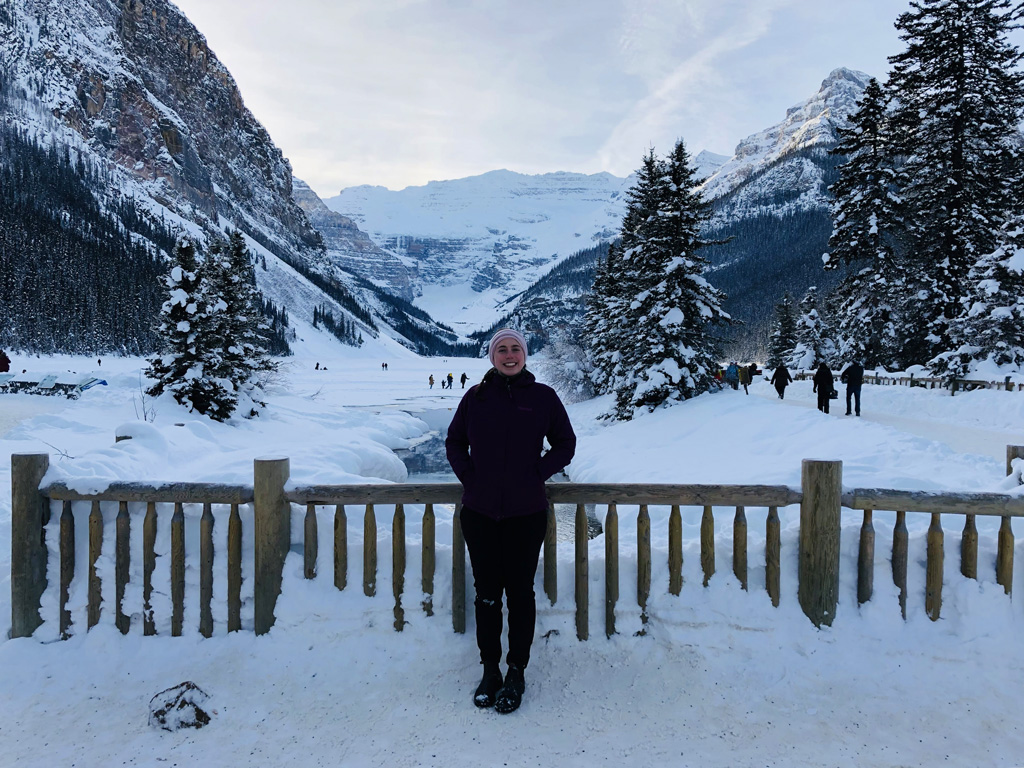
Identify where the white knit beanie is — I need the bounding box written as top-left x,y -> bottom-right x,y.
488,328 -> 528,368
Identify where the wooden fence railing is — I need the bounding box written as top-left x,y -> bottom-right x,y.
10,447 -> 1024,640
793,371 -> 1022,393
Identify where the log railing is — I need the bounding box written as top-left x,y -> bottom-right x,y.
10,447 -> 1024,640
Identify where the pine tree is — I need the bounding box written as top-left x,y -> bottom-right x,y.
591,141 -> 730,419
767,292 -> 798,369
934,220 -> 1024,377
789,287 -> 836,370
887,0 -> 1024,363
825,77 -> 907,368
146,237 -> 233,417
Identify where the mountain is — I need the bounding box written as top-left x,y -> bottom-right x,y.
0,0 -> 460,356
324,170 -> 631,334
482,69 -> 871,355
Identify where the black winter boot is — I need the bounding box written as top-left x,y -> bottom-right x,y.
494,664 -> 525,714
474,662 -> 503,708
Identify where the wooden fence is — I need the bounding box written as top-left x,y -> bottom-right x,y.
793,370 -> 1021,393
10,447 -> 1024,641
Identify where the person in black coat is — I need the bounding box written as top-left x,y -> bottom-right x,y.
446,328 -> 576,714
812,362 -> 835,414
770,364 -> 792,399
840,360 -> 865,416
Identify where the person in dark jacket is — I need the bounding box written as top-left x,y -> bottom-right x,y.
840,360 -> 865,416
446,328 -> 576,714
812,362 -> 835,414
0,349 -> 9,373
770,364 -> 792,399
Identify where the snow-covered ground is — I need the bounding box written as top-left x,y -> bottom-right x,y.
1,331 -> 1023,767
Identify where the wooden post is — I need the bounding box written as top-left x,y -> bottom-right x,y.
393,503 -> 406,631
733,506 -> 748,591
59,500 -> 74,638
334,505 -> 347,592
798,460 -> 842,627
668,505 -> 682,596
452,504 -> 466,634
1006,445 -> 1024,479
88,500 -> 103,630
700,505 -> 715,587
115,501 -> 130,635
960,514 -> 977,580
766,506 -> 780,607
997,516 -> 1014,595
227,503 -> 241,633
544,503 -> 557,606
170,502 -> 184,636
363,504 -> 377,596
892,511 -> 909,619
925,512 -> 944,621
304,503 -> 318,579
421,503 -> 435,616
604,503 -> 618,638
575,503 -> 588,641
857,510 -> 875,605
199,502 -> 214,638
637,504 -> 651,627
143,501 -> 157,636
254,457 -> 290,636
11,453 -> 49,638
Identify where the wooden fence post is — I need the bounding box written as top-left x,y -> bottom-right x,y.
1007,445 -> 1024,480
798,459 -> 842,627
11,453 -> 50,638
254,457 -> 291,635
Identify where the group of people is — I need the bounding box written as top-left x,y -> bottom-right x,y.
811,360 -> 864,416
721,362 -> 760,394
765,360 -> 865,416
430,372 -> 468,390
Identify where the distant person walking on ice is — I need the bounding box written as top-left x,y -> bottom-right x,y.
770,364 -> 792,399
447,373 -> 454,389
840,359 -> 865,416
460,372 -> 468,389
812,362 -> 835,414
446,329 -> 576,714
429,375 -> 435,389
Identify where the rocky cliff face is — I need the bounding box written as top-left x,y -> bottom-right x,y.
292,179 -> 415,301
1,0 -> 322,261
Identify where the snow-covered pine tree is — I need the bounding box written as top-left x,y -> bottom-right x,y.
934,220 -> 1024,378
200,231 -> 274,418
582,241 -> 626,395
788,287 -> 836,370
887,0 -> 1024,364
824,77 -> 906,368
607,140 -> 730,418
146,237 -> 233,417
766,292 -> 798,369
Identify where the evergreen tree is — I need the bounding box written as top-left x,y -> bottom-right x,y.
934,220 -> 1024,377
146,237 -> 234,417
582,241 -> 627,394
789,287 -> 836,369
589,141 -> 730,419
767,292 -> 798,369
824,77 -> 906,368
887,0 -> 1024,363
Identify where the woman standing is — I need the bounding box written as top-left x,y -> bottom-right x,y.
445,329 -> 576,714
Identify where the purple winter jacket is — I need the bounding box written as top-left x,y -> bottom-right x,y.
445,368 -> 576,520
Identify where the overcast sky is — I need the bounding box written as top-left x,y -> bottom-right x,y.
169,0 -> 910,197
